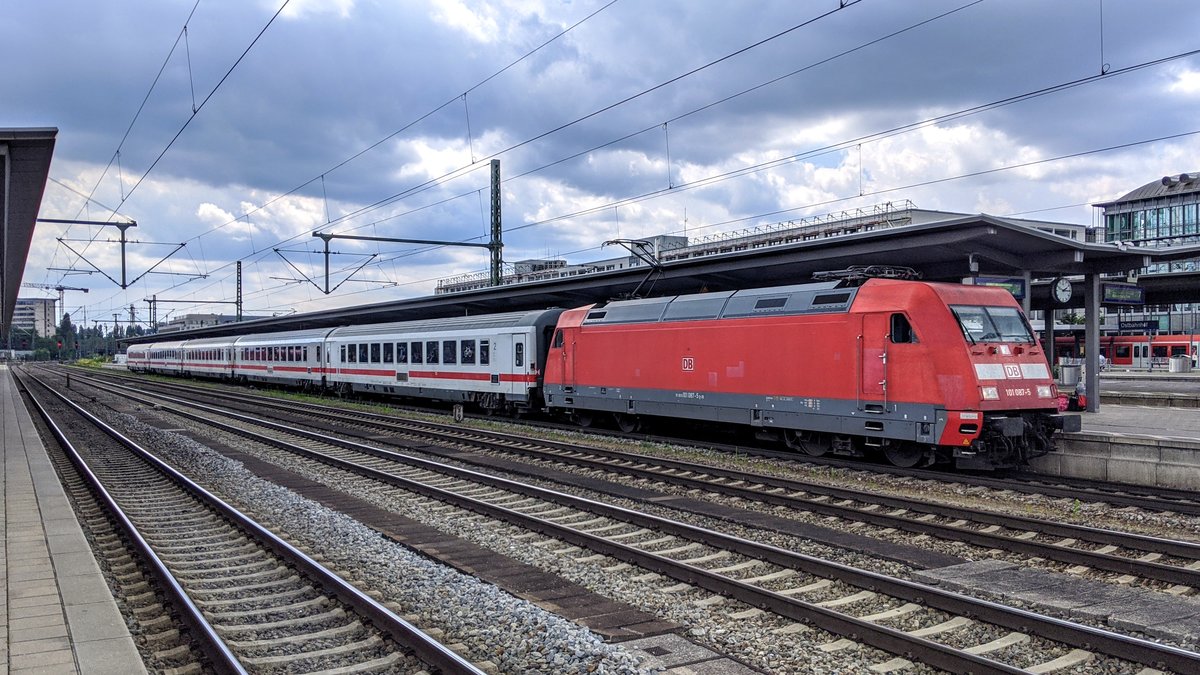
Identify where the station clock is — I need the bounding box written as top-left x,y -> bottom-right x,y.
1052,277 -> 1073,304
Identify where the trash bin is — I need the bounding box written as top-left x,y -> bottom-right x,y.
1059,364 -> 1081,387
1170,355 -> 1192,373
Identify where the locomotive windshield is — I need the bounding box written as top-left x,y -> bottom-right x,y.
950,305 -> 1035,344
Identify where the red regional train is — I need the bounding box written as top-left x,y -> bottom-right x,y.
127,278 -> 1078,470
1052,333 -> 1200,370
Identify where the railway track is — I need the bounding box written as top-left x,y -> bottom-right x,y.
47,367 -> 1200,674
17,369 -> 484,675
82,365 -> 1200,516
78,368 -> 1200,591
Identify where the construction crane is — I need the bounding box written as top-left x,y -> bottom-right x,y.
21,283 -> 89,325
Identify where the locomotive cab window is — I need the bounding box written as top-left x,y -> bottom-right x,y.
950,305 -> 1034,344
552,330 -> 564,348
890,314 -> 916,344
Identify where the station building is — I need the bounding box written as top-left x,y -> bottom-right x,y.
1094,172 -> 1200,333
11,297 -> 55,338
155,312 -> 267,334
436,201 -> 1088,295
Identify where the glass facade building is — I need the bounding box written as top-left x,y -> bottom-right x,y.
1095,172 -> 1200,333
1098,173 -> 1200,273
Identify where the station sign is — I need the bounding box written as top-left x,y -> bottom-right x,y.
975,276 -> 1025,299
1102,282 -> 1144,305
1118,319 -> 1160,332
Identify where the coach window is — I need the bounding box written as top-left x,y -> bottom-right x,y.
383,343 -> 394,363
339,345 -> 345,362
397,342 -> 408,364
411,341 -> 423,363
461,339 -> 475,364
442,341 -> 457,364
890,314 -> 916,343
371,343 -> 381,363
347,344 -> 357,363
426,341 -> 439,364
480,340 -> 490,365
357,344 -> 368,362
515,342 -> 525,367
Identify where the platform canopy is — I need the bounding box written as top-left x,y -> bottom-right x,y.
129,212 -> 1167,341
1,128 -> 57,339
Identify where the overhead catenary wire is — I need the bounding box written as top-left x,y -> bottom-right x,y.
69,3 -> 1200,320
92,30 -> 1200,318
111,0 -> 294,213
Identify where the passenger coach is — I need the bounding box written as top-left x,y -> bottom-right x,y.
234,328 -> 334,389
324,310 -> 563,413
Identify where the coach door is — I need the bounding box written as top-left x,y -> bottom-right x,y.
508,334 -> 527,394
859,313 -> 889,411
552,328 -> 577,390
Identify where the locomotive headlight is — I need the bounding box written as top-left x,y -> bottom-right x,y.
980,386 -> 1000,400
1036,385 -> 1053,398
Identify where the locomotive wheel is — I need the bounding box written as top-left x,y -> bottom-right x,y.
884,443 -> 925,468
784,430 -> 828,456
613,413 -> 641,434
573,411 -> 595,428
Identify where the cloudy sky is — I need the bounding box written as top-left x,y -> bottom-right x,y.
7,0 -> 1200,326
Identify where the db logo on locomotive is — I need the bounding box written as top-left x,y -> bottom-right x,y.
681,356 -> 695,371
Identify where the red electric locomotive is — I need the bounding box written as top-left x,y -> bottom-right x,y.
543,278 -> 1080,470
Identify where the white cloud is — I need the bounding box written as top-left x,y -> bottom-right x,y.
429,0 -> 501,43
1168,67 -> 1200,96
280,0 -> 356,21
12,0 -> 1200,324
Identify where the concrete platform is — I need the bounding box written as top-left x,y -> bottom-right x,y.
1024,370 -> 1200,489
1,365 -> 145,673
